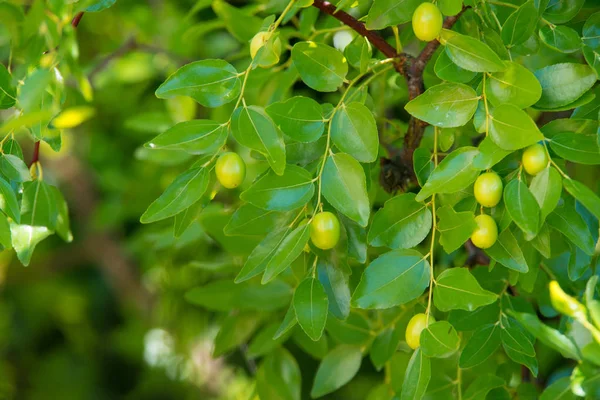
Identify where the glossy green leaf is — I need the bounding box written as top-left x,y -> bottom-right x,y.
405,83 -> 479,128
459,323 -> 502,368
231,105 -> 286,175
501,1 -> 538,47
547,201 -> 595,256
439,0 -> 463,16
326,312 -> 371,346
274,304 -> 298,340
473,137 -> 512,170
444,32 -> 506,72
331,102 -> 379,163
530,166 -> 562,222
0,176 -> 20,223
437,206 -> 477,253
345,35 -> 372,74
225,204 -> 291,236
21,180 -> 56,229
485,61 -> 542,108
0,64 -> 15,109
311,345 -> 362,398
263,222 -> 310,283
292,41 -> 348,92
140,167 -> 209,223
0,154 -> 31,182
212,0 -> 262,42
434,268 -> 497,311
504,179 -> 540,238
539,25 -> 581,53
341,215 -> 367,263
266,96 -> 325,143
368,193 -> 432,249
540,376 -> 577,400
10,224 -> 51,266
155,60 -> 241,107
213,312 -> 260,356
486,228 -> 529,273
399,348 -> 430,400
294,277 -> 328,341
236,226 -> 291,283
564,179 -> 600,220
464,375 -> 504,400
351,249 -> 430,309
583,11 -> 600,51
413,147 -> 434,187
318,259 -> 351,320
434,50 -> 477,84
322,153 -> 370,227
370,326 -> 403,370
449,302 -> 500,331
550,132 -> 600,165
534,63 -> 597,109
240,165 -> 314,211
543,0 -> 584,24
256,348 -> 301,400
420,321 -> 460,358
489,104 -> 544,151
144,120 -> 227,155
415,147 -> 479,202
365,0 -> 421,29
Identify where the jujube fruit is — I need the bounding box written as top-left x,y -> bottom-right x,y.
215,152 -> 246,189
310,212 -> 340,250
406,313 -> 434,350
470,214 -> 498,249
522,144 -> 548,176
412,3 -> 443,42
474,171 -> 503,208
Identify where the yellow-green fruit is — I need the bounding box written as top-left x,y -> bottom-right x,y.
522,144 -> 548,176
549,281 -> 587,319
406,313 -> 434,350
250,31 -> 282,59
474,172 -> 503,208
470,214 -> 498,249
215,152 -> 246,189
412,3 -> 444,42
310,212 -> 340,250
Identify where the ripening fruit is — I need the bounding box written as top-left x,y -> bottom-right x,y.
412,3 -> 444,42
474,172 -> 503,208
406,313 -> 434,350
250,31 -> 282,59
310,212 -> 340,250
522,144 -> 548,176
333,30 -> 354,52
549,281 -> 587,319
215,152 -> 246,189
470,214 -> 498,249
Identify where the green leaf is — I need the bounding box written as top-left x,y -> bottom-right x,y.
540,376 -> 577,400
247,323 -> 288,358
341,215 -> 367,263
539,25 -> 581,54
17,69 -> 51,112
583,11 -> 600,51
489,104 -> 544,150
21,180 -> 56,229
144,120 -> 227,155
351,249 -> 430,309
225,204 -> 292,236
311,345 -> 362,398
0,176 -> 20,223
263,222 -> 310,283
415,147 -> 479,202
331,102 -> 379,163
345,35 -> 372,74
534,63 -> 597,109
0,154 -> 30,182
504,179 -> 541,238
211,0 -> 262,42
368,193 -> 432,249
437,206 -> 477,253
294,277 -> 329,341
365,0 -> 421,29
550,132 -> 600,165
213,312 -> 260,356
434,268 -> 497,311
266,96 -> 325,143
486,228 -> 529,273
439,0 -> 463,15
444,32 -> 506,72
485,61 -> 542,108
530,166 -> 562,223
473,137 -> 512,170
370,326 -> 403,370
155,60 -> 241,107
502,326 -> 535,357
459,323 -> 502,368
326,312 -> 371,346
256,348 -> 301,400
322,153 -> 370,227
583,46 -> 600,76
231,105 -> 286,175
10,224 -> 51,266
501,1 -> 538,47
449,302 -> 500,331
240,165 -> 314,211
464,375 -> 505,400
420,321 -> 460,358
274,304 -> 297,340
413,147 -> 434,187
564,179 -> 600,220
405,83 -> 479,128
399,349 -> 430,400
140,166 -> 209,223
318,258 -> 351,320
434,50 -> 477,84
0,64 -> 16,109
547,201 -> 595,256
0,212 -> 10,249
510,311 -> 580,360
543,0 -> 584,24
291,41 -> 348,92
236,226 -> 291,283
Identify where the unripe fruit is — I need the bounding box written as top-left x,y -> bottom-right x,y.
333,30 -> 354,52
474,172 -> 503,208
412,3 -> 444,42
522,144 -> 548,176
470,214 -> 498,249
406,313 -> 434,350
310,212 -> 340,250
549,281 -> 587,319
250,31 -> 282,59
215,152 -> 246,189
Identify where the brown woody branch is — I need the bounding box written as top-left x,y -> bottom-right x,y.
311,1 -> 468,184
